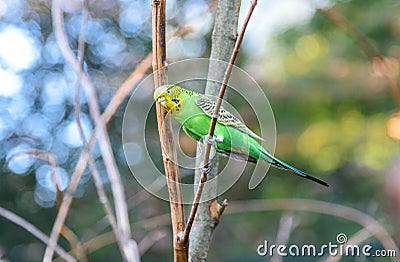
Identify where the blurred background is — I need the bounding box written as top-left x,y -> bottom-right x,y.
0,0 -> 399,261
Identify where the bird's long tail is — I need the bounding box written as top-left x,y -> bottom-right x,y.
261,150 -> 329,187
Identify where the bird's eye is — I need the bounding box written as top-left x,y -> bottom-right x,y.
167,90 -> 171,94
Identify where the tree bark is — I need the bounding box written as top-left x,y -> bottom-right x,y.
189,1 -> 241,261
151,1 -> 188,261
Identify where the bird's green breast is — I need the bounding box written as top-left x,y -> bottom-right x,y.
172,96 -> 265,160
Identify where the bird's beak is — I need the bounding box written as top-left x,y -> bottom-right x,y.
154,85 -> 171,108
153,85 -> 170,100
157,96 -> 166,104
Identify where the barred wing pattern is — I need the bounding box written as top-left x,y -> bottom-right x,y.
196,96 -> 263,141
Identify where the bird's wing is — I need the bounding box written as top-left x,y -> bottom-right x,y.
196,96 -> 263,141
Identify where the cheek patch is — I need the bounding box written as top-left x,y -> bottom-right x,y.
172,98 -> 180,103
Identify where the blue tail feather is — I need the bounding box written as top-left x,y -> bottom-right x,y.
261,150 -> 329,187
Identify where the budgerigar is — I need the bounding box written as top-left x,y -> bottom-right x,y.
154,84 -> 328,187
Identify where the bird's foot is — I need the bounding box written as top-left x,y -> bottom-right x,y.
204,135 -> 223,145
199,159 -> 214,174
200,164 -> 211,174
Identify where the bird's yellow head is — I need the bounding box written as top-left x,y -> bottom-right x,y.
154,84 -> 190,112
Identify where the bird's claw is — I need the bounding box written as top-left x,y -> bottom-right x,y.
199,160 -> 213,174
204,135 -> 223,145
200,165 -> 211,174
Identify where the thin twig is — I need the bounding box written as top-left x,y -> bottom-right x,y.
91,24 -> 200,235
226,199 -> 399,255
9,150 -> 82,259
9,150 -> 62,196
138,229 -> 168,255
127,176 -> 166,209
9,150 -> 87,260
42,53 -> 150,261
48,5 -> 186,261
271,212 -> 297,262
189,0 -> 240,259
133,213 -> 172,230
45,43 -> 151,262
66,3 -> 97,262
61,225 -> 88,262
48,21 -> 191,249
134,198 -> 398,258
58,227 -> 167,260
126,172 -> 192,209
319,7 -> 400,109
74,0 -> 88,133
182,0 -> 258,245
54,231 -> 116,262
46,1 -> 138,261
73,0 -> 119,247
323,228 -> 373,262
128,197 -> 399,259
0,206 -> 76,262
94,175 -> 170,235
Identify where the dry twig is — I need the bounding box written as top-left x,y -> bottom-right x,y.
73,0 -> 119,248
138,229 -> 168,255
270,212 -> 298,262
189,0 -> 241,259
57,226 -> 168,260
323,228 -> 373,262
0,206 -> 76,262
47,20 -> 187,262
8,150 -> 87,260
42,48 -> 150,262
151,0 -> 187,260
9,150 -> 62,197
131,198 -> 398,258
182,0 -> 258,245
227,199 -> 399,255
319,7 -> 400,110
46,0 -> 139,261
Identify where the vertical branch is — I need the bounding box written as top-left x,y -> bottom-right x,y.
151,0 -> 188,261
182,0 -> 258,246
189,0 -> 241,260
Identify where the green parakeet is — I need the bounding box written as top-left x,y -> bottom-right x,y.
154,84 -> 328,187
